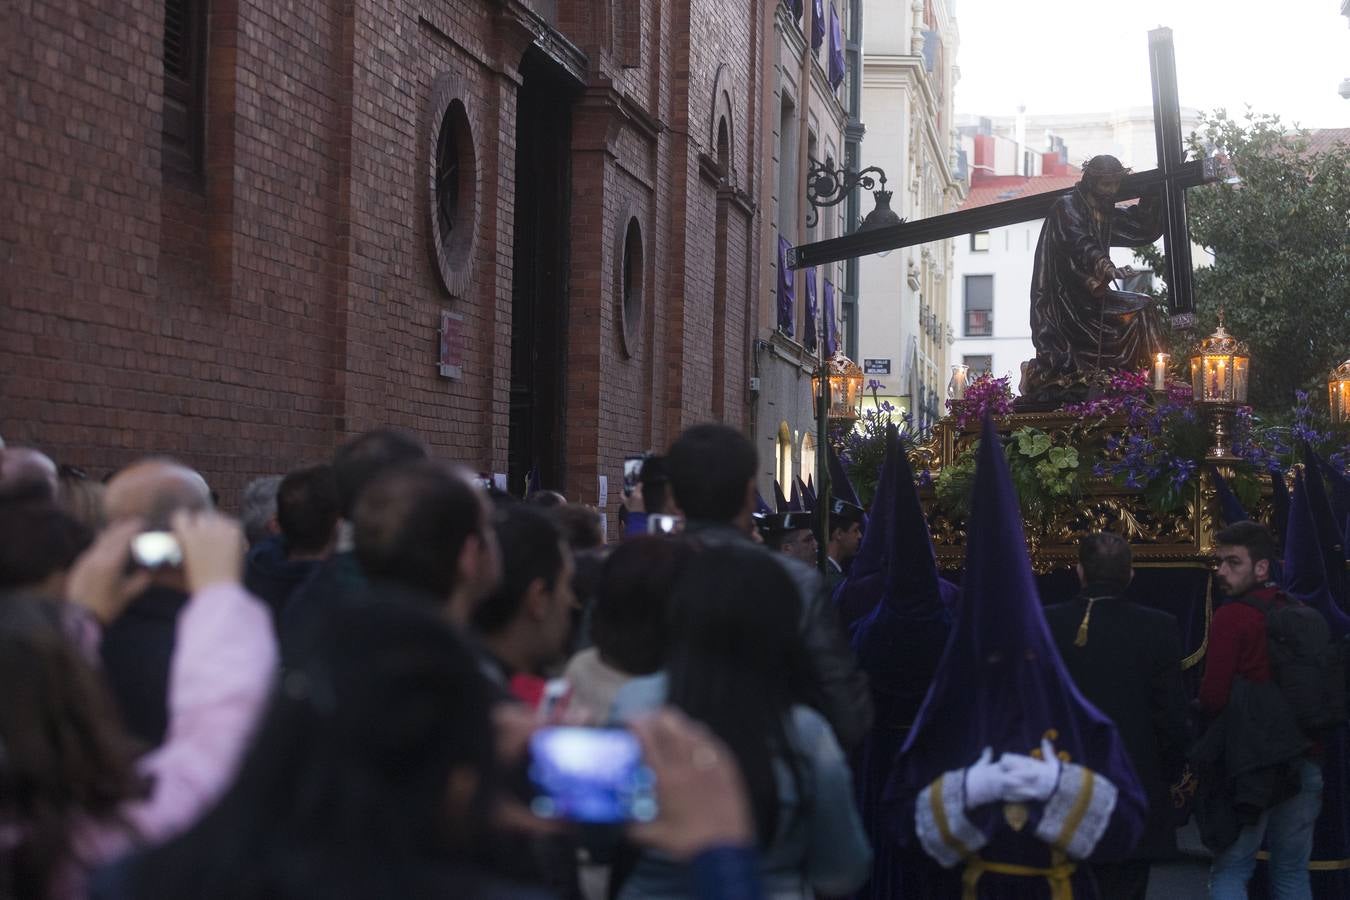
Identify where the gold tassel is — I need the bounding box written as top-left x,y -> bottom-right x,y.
1073,599 -> 1097,648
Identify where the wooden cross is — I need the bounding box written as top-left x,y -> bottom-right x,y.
787,27 -> 1217,328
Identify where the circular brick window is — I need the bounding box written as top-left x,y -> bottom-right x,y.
427,77 -> 477,297
618,216 -> 644,357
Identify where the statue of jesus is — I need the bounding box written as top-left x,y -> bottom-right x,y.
1019,155 -> 1167,402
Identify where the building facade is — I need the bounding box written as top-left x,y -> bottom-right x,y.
853,0 -> 962,431
751,0 -> 857,497
2,0 -> 771,522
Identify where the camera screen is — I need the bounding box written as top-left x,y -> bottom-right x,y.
527,727 -> 657,824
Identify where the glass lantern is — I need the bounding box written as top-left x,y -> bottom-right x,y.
1330,359 -> 1350,426
812,351 -> 864,427
1189,316 -> 1250,404
1189,313 -> 1250,459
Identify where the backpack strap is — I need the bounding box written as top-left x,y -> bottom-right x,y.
1236,596 -> 1272,616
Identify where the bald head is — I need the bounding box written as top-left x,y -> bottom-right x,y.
0,447 -> 59,501
104,459 -> 213,525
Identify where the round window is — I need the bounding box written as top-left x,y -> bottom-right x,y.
620,217 -> 644,356
427,81 -> 477,297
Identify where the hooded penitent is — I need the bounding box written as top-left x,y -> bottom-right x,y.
1302,446 -> 1348,611
1210,464 -> 1249,528
845,426 -> 955,899
1284,473 -> 1350,897
883,415 -> 1145,898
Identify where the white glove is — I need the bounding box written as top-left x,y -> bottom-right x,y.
963,747 -> 1007,809
997,739 -> 1061,803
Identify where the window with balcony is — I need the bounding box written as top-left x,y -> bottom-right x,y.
963,274 -> 993,337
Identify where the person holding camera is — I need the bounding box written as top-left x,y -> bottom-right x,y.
0,509 -> 276,899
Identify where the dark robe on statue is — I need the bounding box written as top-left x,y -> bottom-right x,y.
882,416 -> 1147,898
1020,186 -> 1166,400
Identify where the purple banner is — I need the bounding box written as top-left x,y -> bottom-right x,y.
828,2 -> 845,89
777,235 -> 795,337
824,278 -> 838,355
804,267 -> 818,353
812,0 -> 825,50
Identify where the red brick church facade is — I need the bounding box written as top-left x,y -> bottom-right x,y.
1,0 -> 766,514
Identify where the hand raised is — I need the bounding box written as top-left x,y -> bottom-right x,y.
65,518 -> 153,624
170,510 -> 246,594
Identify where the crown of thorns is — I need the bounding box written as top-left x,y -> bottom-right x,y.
1081,155 -> 1130,176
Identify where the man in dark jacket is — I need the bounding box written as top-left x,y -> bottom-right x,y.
1045,532 -> 1193,900
280,428 -> 427,661
244,464 -> 339,620
666,424 -> 873,750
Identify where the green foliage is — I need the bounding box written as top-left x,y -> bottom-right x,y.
935,428 -> 1083,524
1135,111 -> 1350,419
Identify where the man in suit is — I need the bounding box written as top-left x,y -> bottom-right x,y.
1045,531 -> 1193,900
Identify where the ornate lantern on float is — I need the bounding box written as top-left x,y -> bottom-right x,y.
1189,311 -> 1250,460
1329,359 -> 1350,426
812,351 -> 864,430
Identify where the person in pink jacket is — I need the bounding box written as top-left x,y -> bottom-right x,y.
0,511 -> 278,899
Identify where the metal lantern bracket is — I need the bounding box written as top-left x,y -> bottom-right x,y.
805,156 -> 889,229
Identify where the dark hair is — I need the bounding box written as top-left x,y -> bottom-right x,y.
1215,520 -> 1278,567
551,503 -> 604,551
1078,532 -> 1133,591
667,425 -> 757,523
121,602 -> 498,899
353,462 -> 483,600
525,490 -> 567,509
665,545 -> 815,843
472,505 -> 564,635
0,502 -> 93,592
640,455 -> 671,515
591,538 -> 695,675
277,465 -> 340,554
333,429 -> 427,517
0,594 -> 145,899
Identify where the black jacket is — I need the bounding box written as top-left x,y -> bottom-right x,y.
1190,676 -> 1310,853
1045,591 -> 1193,859
683,520 -> 874,749
243,536 -> 322,622
99,584 -> 189,747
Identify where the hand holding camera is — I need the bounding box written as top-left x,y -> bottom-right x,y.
67,511 -> 246,624
66,519 -> 155,624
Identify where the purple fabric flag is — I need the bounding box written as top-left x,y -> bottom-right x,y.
776,235 -> 795,337
828,2 -> 845,89
803,267 -> 818,353
811,0 -> 825,50
790,0 -> 803,21
823,278 -> 838,355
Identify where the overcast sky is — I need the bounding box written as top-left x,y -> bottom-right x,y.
952,0 -> 1349,131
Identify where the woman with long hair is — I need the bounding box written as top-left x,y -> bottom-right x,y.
613,544 -> 872,899
0,513 -> 277,899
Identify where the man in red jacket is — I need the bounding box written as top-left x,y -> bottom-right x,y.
1202,521 -> 1323,900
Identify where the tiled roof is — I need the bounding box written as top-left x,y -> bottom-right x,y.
1306,128 -> 1350,156
958,173 -> 1082,212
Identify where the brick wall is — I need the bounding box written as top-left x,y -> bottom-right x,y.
1,0 -> 766,523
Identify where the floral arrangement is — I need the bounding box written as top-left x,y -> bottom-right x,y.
935,427 -> 1082,524
931,370 -> 1350,526
946,374 -> 1015,430
833,380 -> 925,508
